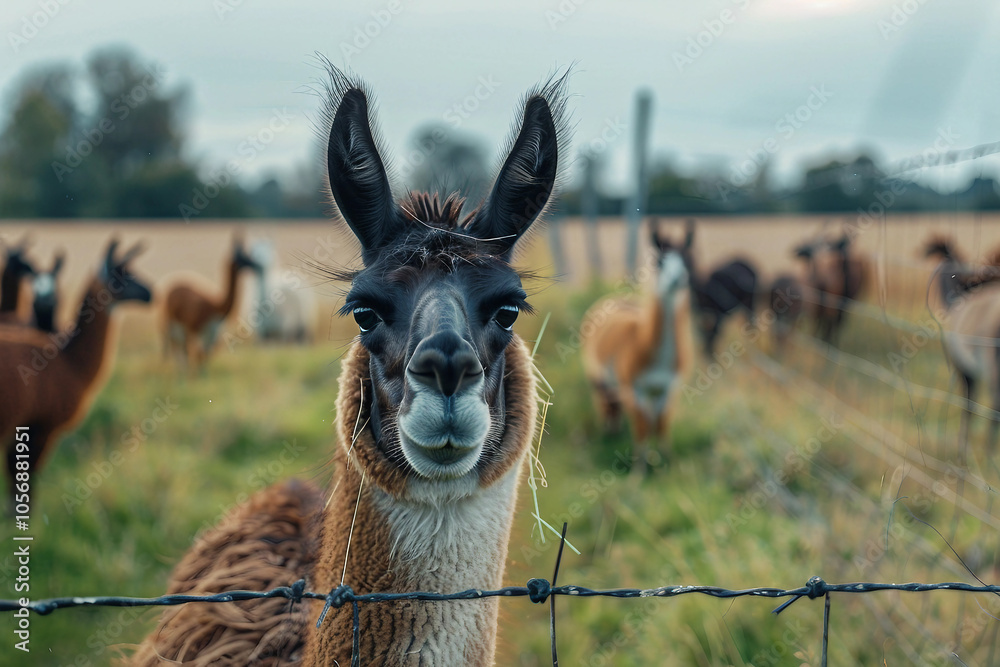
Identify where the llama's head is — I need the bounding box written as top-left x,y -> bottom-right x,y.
794,241 -> 817,261
922,235 -> 958,262
231,235 -> 262,274
2,240 -> 35,284
650,223 -> 690,297
32,251 -> 64,332
922,234 -> 968,307
97,239 -> 153,306
249,239 -> 276,272
324,69 -> 563,498
828,233 -> 851,254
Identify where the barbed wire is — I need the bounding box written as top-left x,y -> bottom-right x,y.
2,574 -> 999,667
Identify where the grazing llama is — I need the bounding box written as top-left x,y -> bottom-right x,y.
681,219 -> 757,355
0,240 -> 151,509
794,233 -> 868,345
768,274 -> 804,351
0,238 -> 36,326
581,223 -> 692,472
163,236 -> 260,370
248,239 -> 316,343
130,68 -> 563,665
31,251 -> 65,333
924,236 -> 1000,461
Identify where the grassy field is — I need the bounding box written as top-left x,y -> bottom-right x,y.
1,217 -> 998,665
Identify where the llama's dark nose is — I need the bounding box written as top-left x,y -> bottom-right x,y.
408,331 -> 483,397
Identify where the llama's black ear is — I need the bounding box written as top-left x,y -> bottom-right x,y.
650,221 -> 665,252
468,93 -> 560,257
118,242 -> 146,267
684,219 -> 696,250
104,239 -> 120,271
326,87 -> 397,261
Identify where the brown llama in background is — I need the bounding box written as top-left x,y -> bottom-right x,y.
0,237 -> 36,327
581,222 -> 693,473
162,235 -> 260,371
0,240 -> 152,510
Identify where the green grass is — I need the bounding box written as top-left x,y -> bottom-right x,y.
1,281 -> 997,666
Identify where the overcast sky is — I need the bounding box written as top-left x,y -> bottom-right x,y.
3,0 -> 999,194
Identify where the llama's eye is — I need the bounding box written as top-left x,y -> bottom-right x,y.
493,305 -> 519,331
353,307 -> 381,332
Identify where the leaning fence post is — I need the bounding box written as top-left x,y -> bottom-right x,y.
581,153 -> 602,281
624,89 -> 653,278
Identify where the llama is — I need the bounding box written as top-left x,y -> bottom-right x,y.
768,274 -> 804,351
681,219 -> 757,355
0,238 -> 36,326
581,223 -> 692,472
129,68 -> 563,665
924,236 -> 1000,461
31,251 -> 65,333
248,239 -> 316,344
0,240 -> 151,509
794,233 -> 868,345
163,236 -> 260,370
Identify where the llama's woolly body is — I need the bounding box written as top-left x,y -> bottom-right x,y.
129,339 -> 537,666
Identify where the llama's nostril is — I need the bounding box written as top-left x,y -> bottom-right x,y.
408,334 -> 483,397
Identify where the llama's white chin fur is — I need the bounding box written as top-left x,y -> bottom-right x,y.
398,377 -> 491,480
399,434 -> 483,480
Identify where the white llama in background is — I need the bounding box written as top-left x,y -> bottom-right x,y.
249,239 -> 316,344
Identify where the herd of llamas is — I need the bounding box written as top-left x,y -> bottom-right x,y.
1,68 -> 998,664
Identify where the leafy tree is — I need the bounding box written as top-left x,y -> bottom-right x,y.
0,66 -> 77,217
406,125 -> 490,205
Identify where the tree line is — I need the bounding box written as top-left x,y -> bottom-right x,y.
2,46 -> 997,220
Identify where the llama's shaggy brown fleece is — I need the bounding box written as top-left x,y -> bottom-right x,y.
304,337 -> 537,665
126,479 -> 323,665
128,337 -> 538,665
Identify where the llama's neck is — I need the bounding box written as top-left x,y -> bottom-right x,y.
306,454 -> 521,665
0,267 -> 21,314
218,260 -> 241,318
304,342 -> 536,666
62,281 -> 114,386
647,288 -> 684,369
